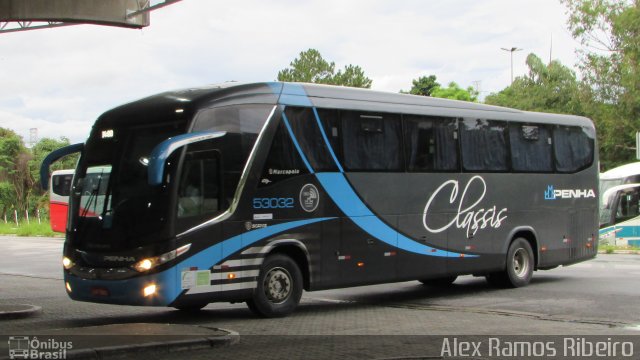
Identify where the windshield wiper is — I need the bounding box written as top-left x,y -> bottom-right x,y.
76,169 -> 105,236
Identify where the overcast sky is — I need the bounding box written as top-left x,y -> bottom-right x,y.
0,0 -> 581,144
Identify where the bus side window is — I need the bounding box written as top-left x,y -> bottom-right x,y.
404,115 -> 459,172
176,148 -> 221,220
460,118 -> 509,172
259,119 -> 309,187
615,190 -> 640,222
52,174 -> 73,196
341,110 -> 403,171
509,124 -> 553,172
553,125 -> 594,173
284,107 -> 339,172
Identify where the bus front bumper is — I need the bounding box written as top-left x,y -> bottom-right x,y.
63,268 -> 179,306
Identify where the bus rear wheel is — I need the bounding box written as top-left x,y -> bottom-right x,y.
486,238 -> 534,288
247,254 -> 303,318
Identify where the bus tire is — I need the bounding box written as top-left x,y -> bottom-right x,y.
247,253 -> 303,318
486,238 -> 534,288
419,276 -> 458,287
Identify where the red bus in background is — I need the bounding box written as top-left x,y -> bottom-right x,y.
49,169 -> 74,232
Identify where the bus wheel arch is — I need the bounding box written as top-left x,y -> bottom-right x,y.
488,229 -> 537,288
247,252 -> 304,318
267,243 -> 311,291
504,227 -> 539,269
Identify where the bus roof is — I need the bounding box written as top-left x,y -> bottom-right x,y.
601,162 -> 640,180
95,82 -> 594,129
51,169 -> 74,176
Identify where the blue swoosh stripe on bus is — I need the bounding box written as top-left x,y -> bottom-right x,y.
175,217 -> 334,273
312,107 -> 344,173
315,172 -> 476,258
279,83 -> 314,107
282,112 -> 314,174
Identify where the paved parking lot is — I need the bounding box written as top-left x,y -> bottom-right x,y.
1,236 -> 639,358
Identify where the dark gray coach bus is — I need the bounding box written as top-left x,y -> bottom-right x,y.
41,82 -> 598,317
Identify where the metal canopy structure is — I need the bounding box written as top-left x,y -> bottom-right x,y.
0,0 -> 181,34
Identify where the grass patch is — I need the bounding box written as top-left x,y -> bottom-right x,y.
0,220 -> 58,237
599,244 -> 640,253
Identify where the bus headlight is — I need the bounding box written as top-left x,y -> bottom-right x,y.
133,244 -> 191,273
62,256 -> 74,270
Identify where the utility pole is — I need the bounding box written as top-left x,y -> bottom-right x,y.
29,128 -> 38,147
549,33 -> 553,64
501,47 -> 522,84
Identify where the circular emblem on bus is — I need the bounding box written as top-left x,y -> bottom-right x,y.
299,184 -> 320,212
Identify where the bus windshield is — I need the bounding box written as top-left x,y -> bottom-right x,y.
70,121 -> 187,250
68,104 -> 274,251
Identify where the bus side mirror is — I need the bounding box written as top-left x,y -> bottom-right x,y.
40,143 -> 84,190
147,131 -> 226,186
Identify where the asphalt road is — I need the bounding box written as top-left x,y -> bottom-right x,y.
1,236 -> 639,358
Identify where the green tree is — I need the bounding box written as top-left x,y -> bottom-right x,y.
29,137 -> 76,189
332,64 -> 372,88
402,75 -> 477,101
0,130 -> 79,220
431,82 -> 479,102
562,0 -> 640,169
402,75 -> 440,96
0,128 -> 32,218
484,53 -> 584,114
277,49 -> 373,88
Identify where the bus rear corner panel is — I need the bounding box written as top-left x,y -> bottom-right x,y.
565,208 -> 599,265
537,209 -> 598,269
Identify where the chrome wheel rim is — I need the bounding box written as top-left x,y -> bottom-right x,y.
512,248 -> 530,278
263,267 -> 292,304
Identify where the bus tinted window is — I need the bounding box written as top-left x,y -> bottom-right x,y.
193,104 -> 273,202
284,107 -> 339,172
615,189 -> 640,223
404,115 -> 459,172
316,108 -> 342,163
193,104 -> 273,164
52,174 -> 73,196
553,126 -> 594,172
460,119 -> 508,171
341,111 -> 402,171
509,124 -> 553,172
176,147 -> 221,231
260,120 -> 310,186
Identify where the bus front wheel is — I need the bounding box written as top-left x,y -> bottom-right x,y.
486,238 -> 534,288
247,254 -> 303,318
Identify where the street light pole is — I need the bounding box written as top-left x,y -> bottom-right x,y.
501,47 -> 522,84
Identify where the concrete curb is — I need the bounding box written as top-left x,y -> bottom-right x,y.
0,304 -> 41,320
0,325 -> 239,360
64,329 -> 239,360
